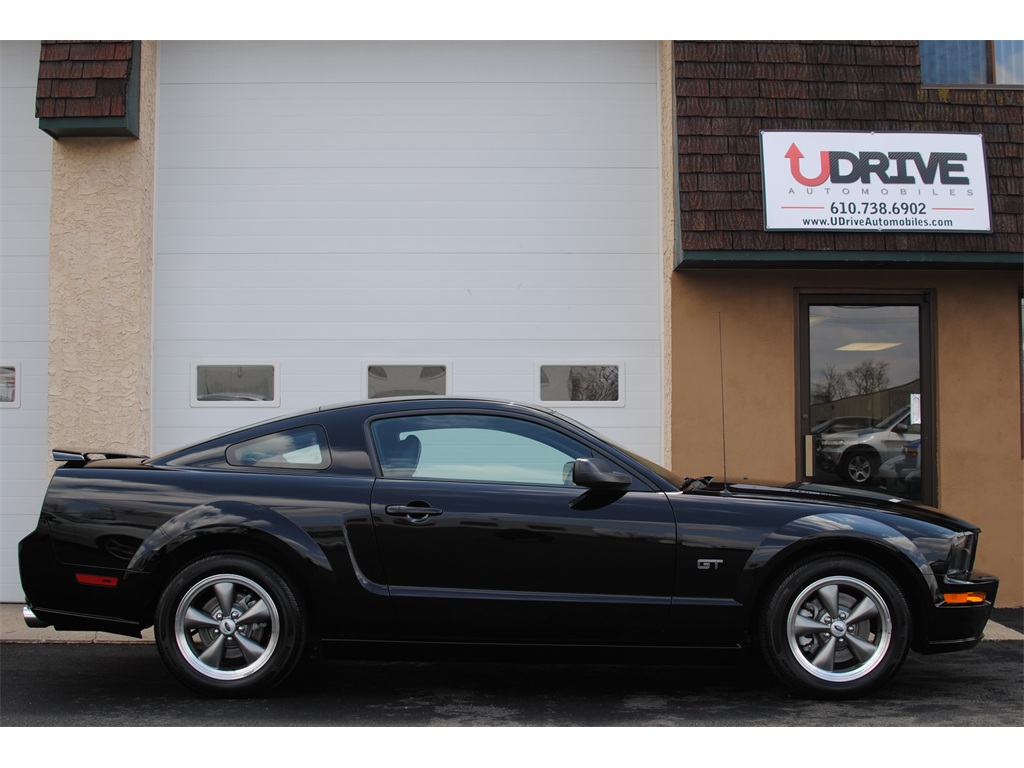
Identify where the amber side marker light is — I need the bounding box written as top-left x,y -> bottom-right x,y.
76,573 -> 118,587
943,592 -> 987,605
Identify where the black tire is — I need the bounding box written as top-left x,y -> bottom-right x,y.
839,450 -> 878,485
155,554 -> 306,697
760,555 -> 911,699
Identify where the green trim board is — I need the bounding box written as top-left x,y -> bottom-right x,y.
675,250 -> 1024,270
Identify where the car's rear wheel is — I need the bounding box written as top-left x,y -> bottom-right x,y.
760,555 -> 910,699
155,554 -> 306,697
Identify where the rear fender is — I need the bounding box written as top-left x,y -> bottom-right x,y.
126,500 -> 334,587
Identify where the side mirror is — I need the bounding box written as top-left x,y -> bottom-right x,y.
572,457 -> 632,489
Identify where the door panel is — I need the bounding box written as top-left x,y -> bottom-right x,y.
367,412 -> 676,642
370,480 -> 675,642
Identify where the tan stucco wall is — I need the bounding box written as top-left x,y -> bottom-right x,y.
658,41 -> 677,465
48,41 -> 157,457
934,274 -> 1024,608
668,269 -> 1024,606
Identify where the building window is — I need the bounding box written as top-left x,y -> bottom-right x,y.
192,363 -> 279,407
920,40 -> 1024,86
365,364 -> 450,399
0,364 -> 19,408
538,364 -> 622,406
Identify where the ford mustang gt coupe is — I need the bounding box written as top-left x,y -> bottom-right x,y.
19,397 -> 997,698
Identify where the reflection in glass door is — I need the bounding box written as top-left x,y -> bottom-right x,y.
800,297 -> 933,503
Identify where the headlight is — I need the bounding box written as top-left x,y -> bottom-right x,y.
819,439 -> 845,449
946,531 -> 976,576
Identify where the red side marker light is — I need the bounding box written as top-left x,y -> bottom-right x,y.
75,573 -> 118,588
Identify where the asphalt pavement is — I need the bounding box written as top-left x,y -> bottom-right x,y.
1,623 -> 1021,728
2,603 -> 1021,724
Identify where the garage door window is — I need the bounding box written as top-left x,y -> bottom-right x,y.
366,364 -> 450,399
192,363 -> 279,407
538,364 -> 622,406
0,364 -> 18,408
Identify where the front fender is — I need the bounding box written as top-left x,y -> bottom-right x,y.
738,511 -> 937,604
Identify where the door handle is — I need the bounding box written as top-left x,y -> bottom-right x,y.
385,504 -> 443,523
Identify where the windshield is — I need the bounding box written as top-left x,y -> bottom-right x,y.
876,406 -> 910,430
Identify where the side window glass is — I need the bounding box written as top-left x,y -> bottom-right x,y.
227,426 -> 330,469
371,414 -> 593,485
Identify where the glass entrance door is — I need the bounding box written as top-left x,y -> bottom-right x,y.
799,295 -> 934,503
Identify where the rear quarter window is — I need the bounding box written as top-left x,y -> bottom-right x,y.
226,426 -> 331,470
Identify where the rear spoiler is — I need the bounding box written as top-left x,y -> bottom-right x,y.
53,449 -> 149,467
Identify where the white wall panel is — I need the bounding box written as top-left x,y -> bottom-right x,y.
155,41 -> 662,459
1,41 -> 52,602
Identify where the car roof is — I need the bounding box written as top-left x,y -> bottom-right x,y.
317,395 -> 558,417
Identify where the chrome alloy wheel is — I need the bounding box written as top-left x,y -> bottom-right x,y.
786,575 -> 892,683
844,454 -> 874,484
173,573 -> 281,682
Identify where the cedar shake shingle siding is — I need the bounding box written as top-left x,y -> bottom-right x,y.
36,41 -> 134,120
675,41 -> 1023,255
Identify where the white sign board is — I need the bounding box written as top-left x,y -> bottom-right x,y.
761,131 -> 991,232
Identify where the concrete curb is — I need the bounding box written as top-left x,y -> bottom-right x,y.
2,602 -> 1021,644
984,620 -> 1024,641
1,603 -> 154,644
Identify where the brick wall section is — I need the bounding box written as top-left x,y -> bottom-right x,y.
675,41 -> 1023,254
36,41 -> 133,119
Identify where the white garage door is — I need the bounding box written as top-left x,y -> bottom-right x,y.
155,41 -> 663,459
1,41 -> 52,601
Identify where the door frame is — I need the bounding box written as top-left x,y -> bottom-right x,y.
796,291 -> 937,506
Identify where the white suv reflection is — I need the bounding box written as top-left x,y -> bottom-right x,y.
816,406 -> 920,486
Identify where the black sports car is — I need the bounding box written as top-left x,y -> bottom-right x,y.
19,397 -> 998,699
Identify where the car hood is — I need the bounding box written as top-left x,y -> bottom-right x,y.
820,426 -> 884,441
709,480 -> 978,532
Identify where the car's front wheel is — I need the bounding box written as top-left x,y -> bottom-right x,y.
155,554 -> 306,697
760,555 -> 911,699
